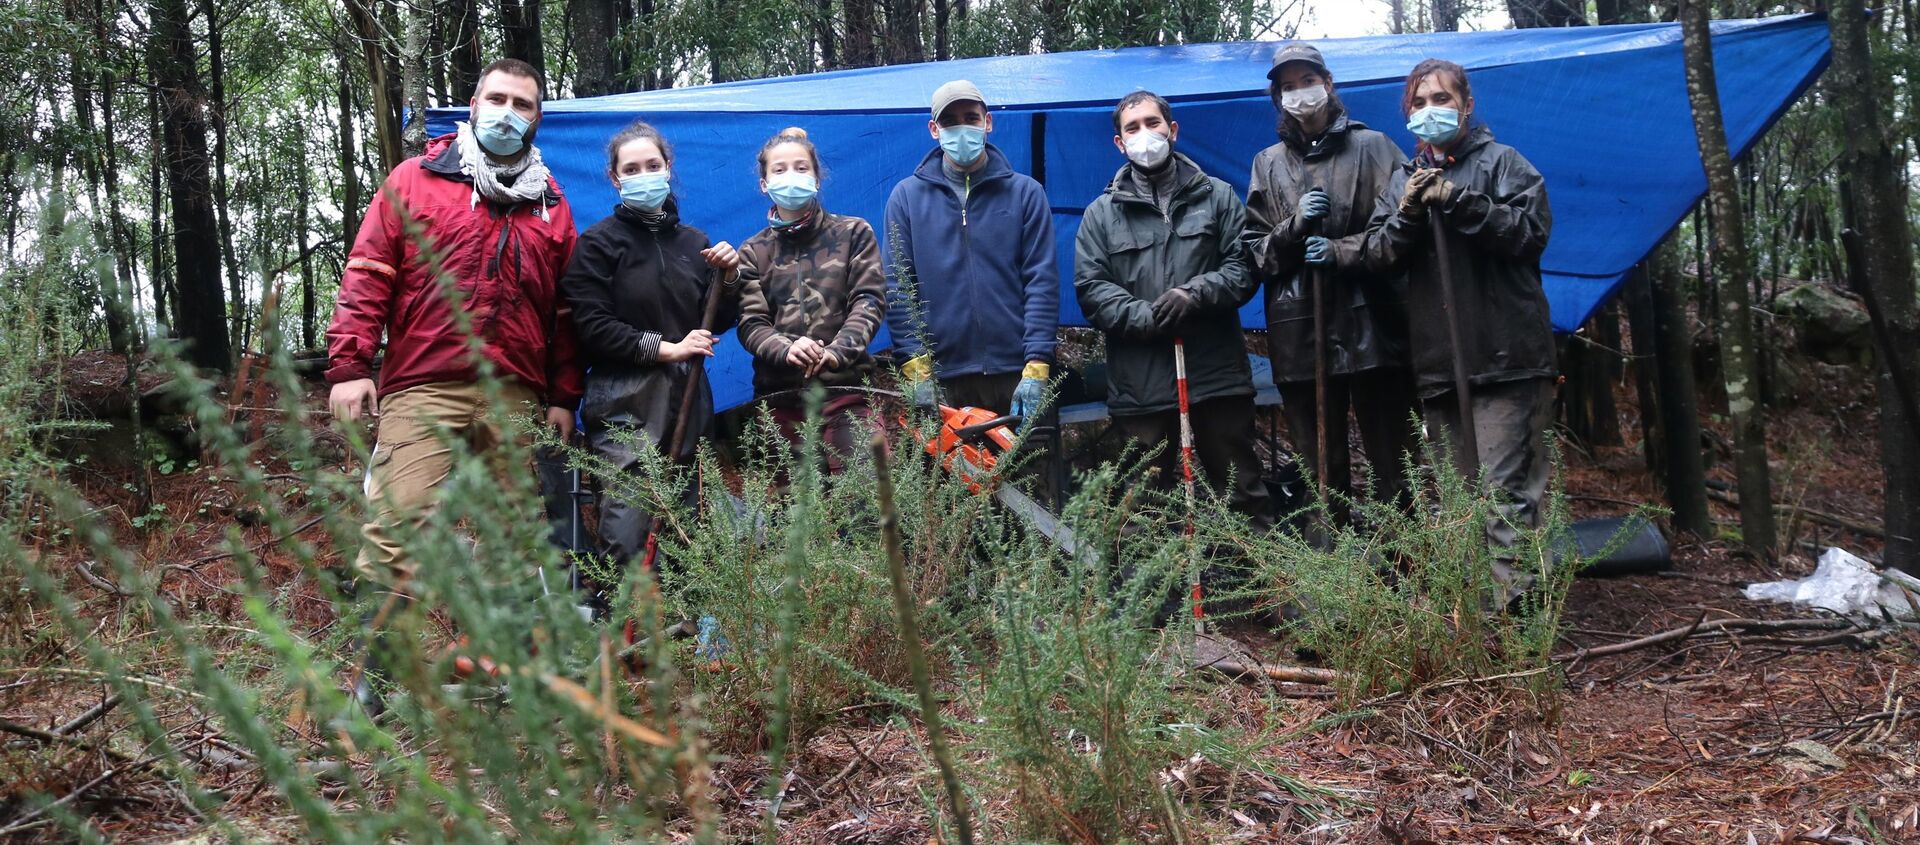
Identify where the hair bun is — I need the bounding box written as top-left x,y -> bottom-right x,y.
779,126 -> 808,140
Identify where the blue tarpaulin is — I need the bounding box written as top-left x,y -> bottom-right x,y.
429,14 -> 1830,413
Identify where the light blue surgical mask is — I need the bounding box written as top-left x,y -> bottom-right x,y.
618,171 -> 672,211
938,125 -> 987,166
1406,106 -> 1462,146
765,171 -> 818,211
473,105 -> 533,156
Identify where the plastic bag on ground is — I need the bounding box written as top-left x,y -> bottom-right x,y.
1743,547 -> 1917,619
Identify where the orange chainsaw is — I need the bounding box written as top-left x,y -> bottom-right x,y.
915,404 -> 1020,493
904,403 -> 1090,564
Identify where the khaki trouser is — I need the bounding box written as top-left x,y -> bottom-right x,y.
1421,377 -> 1554,603
355,380 -> 540,589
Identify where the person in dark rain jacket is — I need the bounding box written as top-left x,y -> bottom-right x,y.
1074,91 -> 1271,526
560,121 -> 741,570
1245,42 -> 1418,518
1359,58 -> 1555,606
737,128 -> 890,474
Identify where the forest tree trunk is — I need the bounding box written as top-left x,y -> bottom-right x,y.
884,0 -> 925,63
1041,0 -> 1070,50
571,0 -> 618,96
1828,0 -> 1920,573
146,86 -> 172,333
816,0 -> 839,69
337,46 -> 364,256
94,0 -> 141,351
450,0 -> 483,101
501,0 -> 548,79
1624,267 -> 1664,479
67,47 -> 134,355
934,0 -> 948,60
1680,0 -> 1775,554
344,0 -> 406,172
296,132 -> 317,351
844,0 -> 878,67
1650,241 -> 1712,537
401,0 -> 431,157
1506,0 -> 1584,27
150,0 -> 232,372
201,0 -> 247,356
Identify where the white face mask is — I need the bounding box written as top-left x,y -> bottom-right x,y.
1280,83 -> 1330,119
1123,130 -> 1172,169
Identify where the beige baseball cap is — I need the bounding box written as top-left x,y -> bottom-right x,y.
931,80 -> 988,119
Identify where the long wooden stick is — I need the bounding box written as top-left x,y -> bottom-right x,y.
1554,615 -> 1864,663
1204,659 -> 1341,686
870,434 -> 975,845
1305,191 -> 1336,503
667,268 -> 727,462
1308,192 -> 1330,502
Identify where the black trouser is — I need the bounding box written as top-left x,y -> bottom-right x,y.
1275,368 -> 1419,518
1112,394 -> 1272,530
939,372 -> 1022,414
587,423 -> 698,571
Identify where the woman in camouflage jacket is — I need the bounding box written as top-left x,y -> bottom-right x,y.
736,128 -> 889,473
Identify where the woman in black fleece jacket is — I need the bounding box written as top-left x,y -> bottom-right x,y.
560,121 -> 740,570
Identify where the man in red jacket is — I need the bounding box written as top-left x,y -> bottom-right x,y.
326,58 -> 583,591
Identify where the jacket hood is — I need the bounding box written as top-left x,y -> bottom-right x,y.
912,142 -> 1016,186
421,132 -> 564,205
1104,151 -> 1211,205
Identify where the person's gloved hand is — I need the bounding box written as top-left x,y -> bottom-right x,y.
1299,188 -> 1330,222
1399,168 -> 1438,218
901,354 -> 940,411
1304,235 -> 1334,266
1415,173 -> 1456,208
1008,361 -> 1050,420
1151,287 -> 1199,334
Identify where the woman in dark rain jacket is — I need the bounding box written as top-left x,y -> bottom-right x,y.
1245,41 -> 1419,516
1359,59 -> 1554,606
560,121 -> 741,568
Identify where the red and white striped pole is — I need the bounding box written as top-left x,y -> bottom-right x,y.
1173,337 -> 1203,635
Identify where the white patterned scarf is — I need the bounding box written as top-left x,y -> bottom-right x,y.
456,121 -> 553,219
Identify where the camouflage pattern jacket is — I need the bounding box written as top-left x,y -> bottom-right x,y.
737,208 -> 888,396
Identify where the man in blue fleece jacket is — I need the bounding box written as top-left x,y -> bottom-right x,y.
884,80 -> 1060,421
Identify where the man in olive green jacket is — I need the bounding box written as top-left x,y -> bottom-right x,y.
1074,91 -> 1270,526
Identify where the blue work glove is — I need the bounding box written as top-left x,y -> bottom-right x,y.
1008,361 -> 1051,420
1299,188 -> 1330,222
907,378 -> 939,411
1009,378 -> 1045,420
1304,235 -> 1334,266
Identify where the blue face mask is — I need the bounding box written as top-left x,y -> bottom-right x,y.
765,171 -> 818,211
938,125 -> 987,166
618,172 -> 672,211
1406,106 -> 1462,146
473,105 -> 533,156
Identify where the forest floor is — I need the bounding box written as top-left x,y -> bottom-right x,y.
4,350 -> 1917,844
